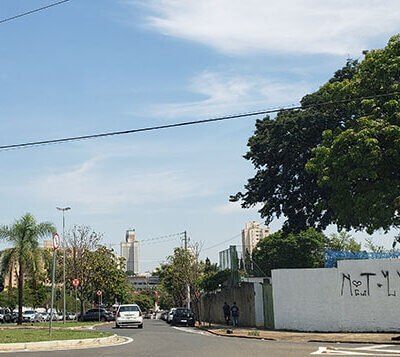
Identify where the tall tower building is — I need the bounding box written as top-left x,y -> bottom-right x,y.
121,230 -> 139,274
242,222 -> 270,261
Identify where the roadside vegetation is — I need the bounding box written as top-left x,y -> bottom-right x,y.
0,329 -> 111,343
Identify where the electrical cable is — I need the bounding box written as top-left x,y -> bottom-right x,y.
0,0 -> 70,25
202,234 -> 242,251
1,91 -> 399,152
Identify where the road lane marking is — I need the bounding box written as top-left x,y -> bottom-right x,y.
312,344 -> 400,355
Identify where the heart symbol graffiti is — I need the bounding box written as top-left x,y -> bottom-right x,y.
352,280 -> 362,288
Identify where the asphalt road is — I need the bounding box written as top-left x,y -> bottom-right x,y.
4,320 -> 400,356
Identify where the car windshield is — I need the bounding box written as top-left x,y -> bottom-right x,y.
119,306 -> 139,312
176,309 -> 191,314
24,311 -> 35,314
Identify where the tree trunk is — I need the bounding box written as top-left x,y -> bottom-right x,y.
17,263 -> 23,325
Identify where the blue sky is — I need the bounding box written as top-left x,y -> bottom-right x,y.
0,0 -> 399,272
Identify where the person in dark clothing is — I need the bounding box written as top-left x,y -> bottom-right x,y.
231,302 -> 239,327
223,302 -> 230,325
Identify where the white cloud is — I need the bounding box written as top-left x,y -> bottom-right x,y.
28,154 -> 212,213
155,70 -> 311,118
136,0 -> 400,55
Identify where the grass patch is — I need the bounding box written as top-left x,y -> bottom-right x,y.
0,329 -> 112,343
1,321 -> 104,329
35,321 -> 104,328
248,330 -> 260,337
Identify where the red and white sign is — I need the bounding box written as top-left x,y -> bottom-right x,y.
72,279 -> 80,287
97,290 -> 102,296
52,233 -> 60,250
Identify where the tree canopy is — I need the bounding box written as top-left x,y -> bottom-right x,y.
252,228 -> 327,276
252,229 -> 361,276
233,35 -> 400,234
306,36 -> 400,233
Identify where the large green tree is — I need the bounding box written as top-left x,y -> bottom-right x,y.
252,228 -> 327,276
66,245 -> 130,315
234,35 -> 400,234
306,35 -> 400,233
156,246 -> 204,321
252,229 -> 361,276
0,213 -> 55,324
326,232 -> 361,252
231,60 -> 360,233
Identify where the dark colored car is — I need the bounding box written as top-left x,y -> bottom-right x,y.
160,311 -> 168,321
10,312 -> 19,323
80,308 -> 114,322
171,308 -> 195,327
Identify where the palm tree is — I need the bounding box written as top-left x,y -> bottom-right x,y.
0,213 -> 55,324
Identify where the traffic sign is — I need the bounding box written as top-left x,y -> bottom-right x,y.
52,233 -> 60,250
97,290 -> 102,296
72,279 -> 80,287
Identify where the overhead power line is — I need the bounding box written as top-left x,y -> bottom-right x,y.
0,0 -> 70,25
1,91 -> 399,152
203,234 -> 242,251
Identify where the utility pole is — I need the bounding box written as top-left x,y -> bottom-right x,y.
183,231 -> 190,310
57,206 -> 71,324
49,233 -> 60,336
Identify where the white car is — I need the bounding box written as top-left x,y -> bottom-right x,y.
67,312 -> 76,320
22,311 -> 41,323
167,308 -> 176,324
40,312 -> 49,321
115,304 -> 143,329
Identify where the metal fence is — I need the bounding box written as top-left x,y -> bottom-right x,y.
324,250 -> 400,268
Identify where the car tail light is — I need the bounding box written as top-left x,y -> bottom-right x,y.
139,311 -> 142,316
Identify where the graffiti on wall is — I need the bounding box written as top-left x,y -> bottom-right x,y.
341,270 -> 399,297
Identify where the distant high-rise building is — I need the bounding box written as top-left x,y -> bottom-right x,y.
242,222 -> 270,263
121,230 -> 139,274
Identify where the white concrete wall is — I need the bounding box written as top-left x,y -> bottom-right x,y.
272,259 -> 400,332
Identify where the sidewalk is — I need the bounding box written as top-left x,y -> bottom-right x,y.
198,323 -> 400,344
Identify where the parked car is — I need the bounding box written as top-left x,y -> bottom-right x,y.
22,310 -> 42,323
0,309 -> 12,323
115,304 -> 143,329
171,308 -> 195,327
80,308 -> 114,322
10,311 -> 19,323
160,311 -> 168,321
167,308 -> 176,324
40,312 -> 49,321
67,312 -> 76,320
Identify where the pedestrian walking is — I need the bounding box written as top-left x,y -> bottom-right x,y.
223,302 -> 230,325
231,302 -> 239,327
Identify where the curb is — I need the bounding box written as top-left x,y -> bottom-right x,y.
0,333 -> 125,352
308,339 -> 400,345
199,328 -> 275,341
200,328 -> 400,345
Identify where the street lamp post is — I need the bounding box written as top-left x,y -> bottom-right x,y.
56,206 -> 71,324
